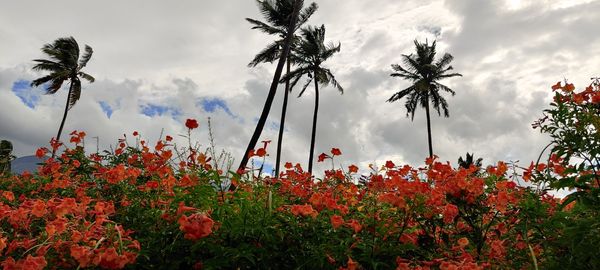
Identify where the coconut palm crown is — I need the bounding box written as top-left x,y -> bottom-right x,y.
387,39 -> 461,158
246,0 -> 318,177
282,24 -> 343,174
30,36 -> 95,154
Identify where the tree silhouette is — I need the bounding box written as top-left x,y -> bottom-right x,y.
30,37 -> 95,156
246,0 -> 318,177
283,25 -> 342,174
388,40 -> 461,158
237,0 -> 303,175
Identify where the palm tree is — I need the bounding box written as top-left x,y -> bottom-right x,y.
387,40 -> 461,158
283,25 -> 343,174
246,0 -> 318,177
30,37 -> 95,156
238,0 -> 303,174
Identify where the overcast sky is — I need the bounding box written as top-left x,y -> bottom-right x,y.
1,0 -> 599,174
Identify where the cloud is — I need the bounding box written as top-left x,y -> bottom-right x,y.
98,101 -> 113,118
11,80 -> 40,109
0,0 -> 598,177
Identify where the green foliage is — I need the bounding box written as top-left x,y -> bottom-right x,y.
530,79 -> 600,268
0,140 -> 15,174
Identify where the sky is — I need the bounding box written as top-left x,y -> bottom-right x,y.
1,0 -> 599,175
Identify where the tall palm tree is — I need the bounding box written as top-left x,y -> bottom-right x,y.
238,0 -> 303,174
387,40 -> 461,158
30,37 -> 95,156
283,25 -> 343,174
246,0 -> 318,177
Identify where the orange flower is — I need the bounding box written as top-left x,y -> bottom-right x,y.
35,148 -> 48,158
70,245 -> 94,268
443,204 -> 459,224
2,191 -> 15,201
290,204 -> 318,218
330,215 -> 344,229
256,148 -> 267,157
346,219 -> 362,233
0,236 -> 7,254
185,119 -> 199,129
457,237 -> 469,248
345,257 -> 359,270
31,200 -> 47,217
385,160 -> 395,168
318,153 -> 329,162
178,213 -> 214,241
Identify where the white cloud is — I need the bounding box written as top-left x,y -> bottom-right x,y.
0,0 -> 598,175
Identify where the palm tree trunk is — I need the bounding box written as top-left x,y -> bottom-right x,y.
424,95 -> 433,158
52,81 -> 73,157
308,75 -> 319,175
237,0 -> 300,176
275,58 -> 291,177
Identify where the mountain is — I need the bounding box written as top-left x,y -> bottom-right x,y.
11,155 -> 47,174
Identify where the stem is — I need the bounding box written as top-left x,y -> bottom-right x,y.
308,71 -> 319,175
275,58 -> 291,178
237,0 -> 301,178
53,80 -> 74,157
424,94 -> 433,158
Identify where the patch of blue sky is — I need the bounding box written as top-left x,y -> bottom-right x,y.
251,160 -> 274,176
11,80 -> 41,109
199,98 -> 235,117
140,104 -> 181,118
98,101 -> 113,118
252,118 -> 280,131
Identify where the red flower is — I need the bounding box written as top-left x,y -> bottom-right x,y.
35,148 -> 48,158
290,204 -> 318,218
165,135 -> 173,142
31,199 -> 47,217
330,215 -> 344,229
348,164 -> 359,173
346,219 -> 362,233
185,119 -> 199,129
133,131 -> 139,136
331,148 -> 342,156
178,213 -> 215,241
256,148 -> 267,157
318,153 -> 329,162
457,237 -> 469,248
385,160 -> 395,169
443,204 -> 459,224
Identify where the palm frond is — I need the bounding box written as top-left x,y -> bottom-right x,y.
46,77 -> 66,95
296,2 -> 318,29
78,72 -> 95,83
434,82 -> 456,96
297,76 -> 314,98
30,75 -> 54,88
78,45 -> 93,69
248,41 -> 282,67
437,72 -> 462,79
246,18 -> 283,35
435,53 -> 454,69
391,64 -> 420,81
405,91 -> 420,120
32,59 -> 64,72
68,79 -> 82,110
323,68 -> 343,93
387,85 -> 416,103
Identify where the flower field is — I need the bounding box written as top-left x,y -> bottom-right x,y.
1,81 -> 599,269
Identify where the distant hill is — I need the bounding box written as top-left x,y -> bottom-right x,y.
11,155 -> 47,174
